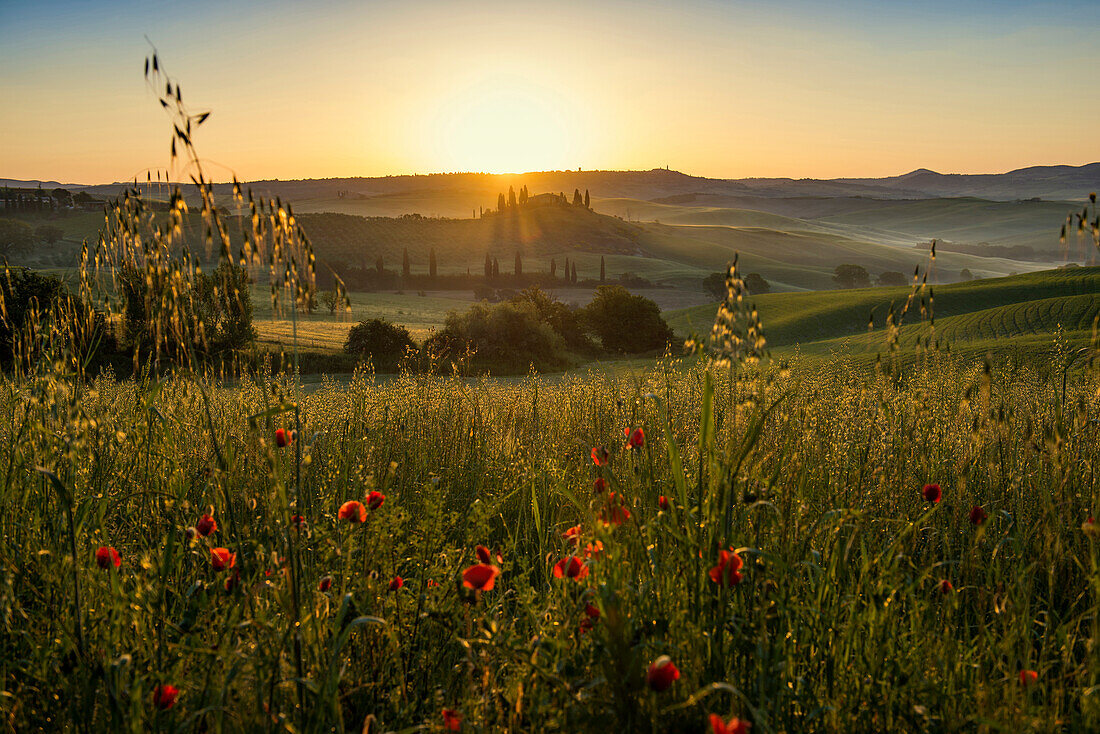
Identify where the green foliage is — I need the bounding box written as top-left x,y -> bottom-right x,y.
744,272 -> 770,294
510,286 -> 598,354
833,263 -> 870,289
343,318 -> 415,370
877,270 -> 908,287
583,285 -> 674,353
34,224 -> 64,244
423,299 -> 567,373
702,272 -> 726,300
0,218 -> 35,254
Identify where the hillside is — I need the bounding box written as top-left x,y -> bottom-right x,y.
667,266 -> 1100,353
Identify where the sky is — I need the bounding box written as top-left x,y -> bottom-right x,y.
1,0 -> 1098,183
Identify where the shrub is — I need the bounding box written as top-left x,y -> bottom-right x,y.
510,286 -> 598,354
344,318 -> 415,371
423,300 -> 566,373
833,264 -> 870,289
582,285 -> 674,353
744,272 -> 770,294
877,271 -> 908,287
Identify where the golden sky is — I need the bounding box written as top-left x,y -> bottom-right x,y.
1,0 -> 1097,183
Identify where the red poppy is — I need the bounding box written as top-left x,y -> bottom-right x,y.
442,708 -> 462,731
922,483 -> 942,503
600,494 -> 631,527
709,714 -> 751,734
367,491 -> 385,510
427,579 -> 440,587
275,428 -> 292,448
646,656 -> 680,692
938,579 -> 954,595
591,446 -> 609,466
462,563 -> 500,591
339,500 -> 367,523
1019,669 -> 1038,686
475,545 -> 492,564
624,427 -> 645,449
210,547 -> 236,572
562,525 -> 582,546
95,546 -> 121,570
152,683 -> 178,710
968,505 -> 987,525
388,576 -> 404,592
553,556 -> 589,581
582,540 -> 605,559
1084,517 -> 1100,539
658,495 -> 670,511
579,602 -> 601,634
318,576 -> 333,592
195,513 -> 217,537
708,549 -> 744,587
593,477 -> 606,494
290,514 -> 306,530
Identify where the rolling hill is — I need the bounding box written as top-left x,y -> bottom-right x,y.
667,266 -> 1100,355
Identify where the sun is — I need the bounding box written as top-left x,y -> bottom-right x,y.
427,83 -> 580,173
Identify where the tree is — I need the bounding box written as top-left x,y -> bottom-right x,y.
515,252 -> 522,276
422,300 -> 566,374
702,272 -> 726,300
877,271 -> 907,287
550,258 -> 557,278
376,255 -> 385,276
0,219 -> 35,254
484,252 -> 493,279
563,257 -> 569,281
584,189 -> 590,208
573,189 -> 583,206
508,186 -> 517,209
959,268 -> 974,281
429,248 -> 438,278
35,225 -> 64,244
320,289 -> 343,314
402,247 -> 411,278
497,193 -> 506,212
492,258 -> 500,278
600,256 -> 606,283
832,264 -> 870,289
344,318 -> 415,371
582,285 -> 674,353
744,273 -> 770,294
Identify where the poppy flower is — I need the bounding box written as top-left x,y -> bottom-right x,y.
388,576 -> 404,592
290,514 -> 306,531
600,494 -> 631,527
195,513 -> 217,537
921,483 -> 942,503
318,576 -> 332,592
427,579 -> 440,588
462,563 -> 500,591
591,446 -> 609,466
938,579 -> 954,595
367,491 -> 385,510
553,556 -> 589,581
210,547 -> 236,572
275,428 -> 293,448
442,709 -> 462,731
624,427 -> 644,449
708,549 -> 744,587
709,714 -> 751,734
593,477 -> 606,494
1019,669 -> 1039,686
646,656 -> 680,692
152,684 -> 178,710
475,545 -> 492,564
582,540 -> 605,559
562,525 -> 582,546
579,603 -> 601,634
1083,517 -> 1100,539
95,546 -> 121,569
968,505 -> 987,525
658,495 -> 670,511
339,500 -> 367,523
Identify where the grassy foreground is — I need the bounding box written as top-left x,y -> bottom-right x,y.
1,349 -> 1099,732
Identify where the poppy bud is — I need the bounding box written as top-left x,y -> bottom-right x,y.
968,505 -> 987,526
921,483 -> 942,503
646,656 -> 680,692
388,576 -> 404,592
152,684 -> 179,710
442,709 -> 462,731
318,576 -> 332,592
95,546 -> 121,570
658,495 -> 670,511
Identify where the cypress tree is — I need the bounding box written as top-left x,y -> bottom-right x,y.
571,263 -> 577,283
584,189 -> 590,208
573,189 -> 583,206
550,258 -> 557,278
497,193 -> 506,212
493,258 -> 499,278
508,186 -> 517,208
484,252 -> 492,278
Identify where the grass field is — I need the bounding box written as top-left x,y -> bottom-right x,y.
4,340 -> 1100,730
